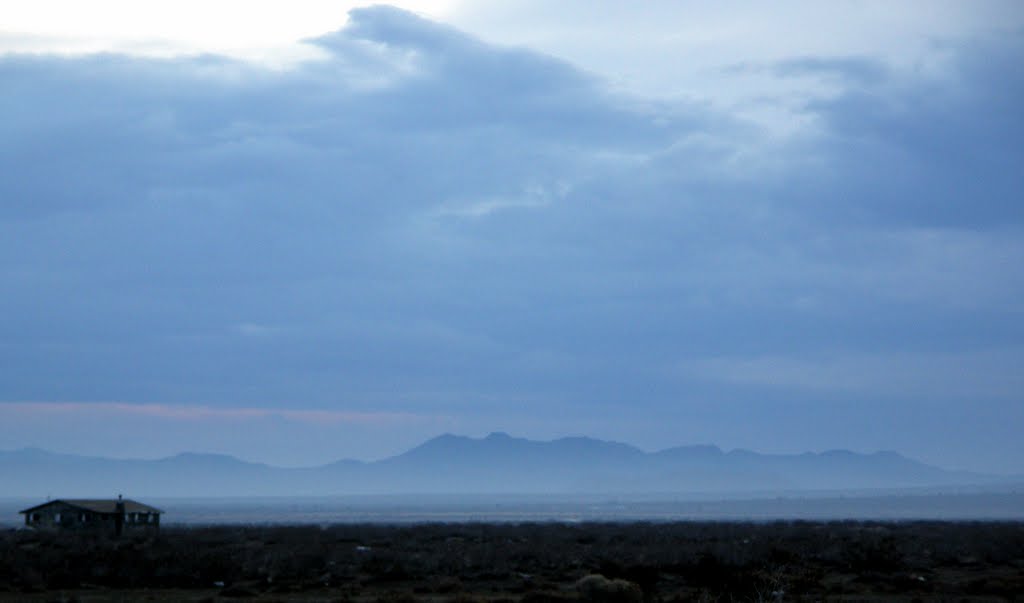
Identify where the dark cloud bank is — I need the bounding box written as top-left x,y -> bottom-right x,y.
1,7 -> 1022,471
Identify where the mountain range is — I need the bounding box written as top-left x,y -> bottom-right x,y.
0,432 -> 1008,498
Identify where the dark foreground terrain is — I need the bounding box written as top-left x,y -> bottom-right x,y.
1,522 -> 1022,602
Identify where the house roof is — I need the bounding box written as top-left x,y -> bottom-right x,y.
19,499 -> 163,515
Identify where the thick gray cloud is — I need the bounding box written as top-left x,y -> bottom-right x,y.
1,7 -> 1021,471
788,36 -> 1024,228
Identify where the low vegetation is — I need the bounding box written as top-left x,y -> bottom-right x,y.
0,521 -> 1022,601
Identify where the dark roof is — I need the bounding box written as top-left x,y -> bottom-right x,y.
19,499 -> 163,515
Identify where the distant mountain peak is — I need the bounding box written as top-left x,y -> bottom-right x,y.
820,449 -> 858,458
2,434 -> 996,498
160,452 -> 261,467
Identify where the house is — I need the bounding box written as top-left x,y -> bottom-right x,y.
19,495 -> 162,536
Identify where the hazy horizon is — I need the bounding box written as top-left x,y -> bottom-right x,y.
0,430 -> 954,466
4,430 -> 1019,476
2,2 -> 1023,476
6,429 -> 1022,502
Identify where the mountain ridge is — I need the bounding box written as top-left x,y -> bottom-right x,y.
0,436 -> 944,469
0,433 -> 1009,498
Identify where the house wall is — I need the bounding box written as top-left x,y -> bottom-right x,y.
23,501 -> 96,529
123,511 -> 161,529
23,502 -> 160,534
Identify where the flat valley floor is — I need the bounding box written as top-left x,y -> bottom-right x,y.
1,521 -> 1022,602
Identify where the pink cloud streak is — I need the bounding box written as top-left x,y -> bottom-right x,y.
0,401 -> 431,425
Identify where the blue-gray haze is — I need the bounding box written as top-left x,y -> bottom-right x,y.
0,6 -> 1022,473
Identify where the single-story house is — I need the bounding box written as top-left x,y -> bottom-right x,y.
19,496 -> 162,535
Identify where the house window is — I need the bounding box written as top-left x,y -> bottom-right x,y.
54,513 -> 61,522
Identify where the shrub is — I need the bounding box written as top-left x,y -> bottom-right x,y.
576,573 -> 642,603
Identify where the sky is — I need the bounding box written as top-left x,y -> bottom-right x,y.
1,1 -> 1022,472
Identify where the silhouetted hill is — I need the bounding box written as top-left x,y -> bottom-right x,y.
0,433 -> 1008,498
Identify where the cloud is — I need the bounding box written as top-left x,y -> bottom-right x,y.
771,56 -> 890,85
0,7 -> 1021,470
787,35 -> 1024,227
681,348 -> 1024,400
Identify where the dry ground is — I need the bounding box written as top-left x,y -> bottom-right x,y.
1,521 -> 1022,601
